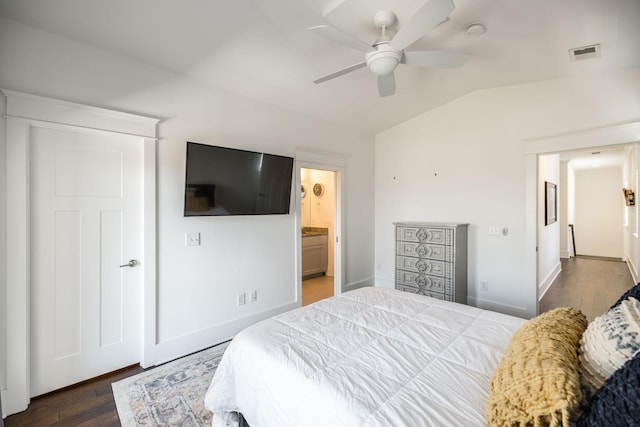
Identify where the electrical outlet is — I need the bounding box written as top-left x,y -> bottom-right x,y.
488,226 -> 500,236
480,281 -> 489,291
250,290 -> 257,302
237,293 -> 246,306
185,232 -> 200,246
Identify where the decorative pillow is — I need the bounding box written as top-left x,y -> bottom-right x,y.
486,307 -> 588,427
610,283 -> 640,309
576,351 -> 640,427
579,297 -> 640,397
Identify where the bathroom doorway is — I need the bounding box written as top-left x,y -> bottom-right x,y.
301,167 -> 336,305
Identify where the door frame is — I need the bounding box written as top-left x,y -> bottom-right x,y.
524,121 -> 640,318
295,149 -> 345,301
1,90 -> 159,416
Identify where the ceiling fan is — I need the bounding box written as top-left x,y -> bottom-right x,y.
309,0 -> 472,97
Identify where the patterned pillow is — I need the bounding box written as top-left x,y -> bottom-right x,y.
576,351 -> 640,427
486,307 -> 588,427
579,297 -> 640,397
610,283 -> 640,309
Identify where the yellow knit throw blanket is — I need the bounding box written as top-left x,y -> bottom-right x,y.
486,307 -> 588,427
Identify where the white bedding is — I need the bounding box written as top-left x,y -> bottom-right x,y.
204,287 -> 525,427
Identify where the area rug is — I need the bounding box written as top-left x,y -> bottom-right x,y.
112,341 -> 230,426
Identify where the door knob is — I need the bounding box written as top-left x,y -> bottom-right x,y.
120,259 -> 138,268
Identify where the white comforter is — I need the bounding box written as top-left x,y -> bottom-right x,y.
204,287 -> 525,427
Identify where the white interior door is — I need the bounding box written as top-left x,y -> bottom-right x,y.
30,125 -> 143,396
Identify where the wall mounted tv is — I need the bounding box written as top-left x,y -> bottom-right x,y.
184,142 -> 294,216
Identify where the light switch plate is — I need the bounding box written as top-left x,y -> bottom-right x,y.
186,232 -> 200,246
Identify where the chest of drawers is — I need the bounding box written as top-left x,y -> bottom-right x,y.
394,222 -> 468,303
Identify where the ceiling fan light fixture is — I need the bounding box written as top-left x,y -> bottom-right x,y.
465,23 -> 486,36
365,45 -> 401,76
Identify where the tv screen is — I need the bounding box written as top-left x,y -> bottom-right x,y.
184,142 -> 294,216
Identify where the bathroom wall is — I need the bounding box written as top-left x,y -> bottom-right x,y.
301,168 -> 335,276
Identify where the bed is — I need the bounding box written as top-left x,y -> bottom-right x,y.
205,283 -> 640,427
204,287 -> 526,426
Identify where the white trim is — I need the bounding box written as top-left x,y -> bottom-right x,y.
1,91 -> 158,415
466,296 -> 529,319
141,138 -> 157,369
538,260 -> 562,300
3,119 -> 30,415
525,121 -> 640,321
525,122 -> 640,155
346,278 -> 374,290
295,148 -> 346,299
153,302 -> 298,365
524,154 -> 539,318
1,89 -> 158,137
627,255 -> 639,284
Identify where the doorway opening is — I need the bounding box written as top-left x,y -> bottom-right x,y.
538,145 -> 635,320
300,167 -> 336,305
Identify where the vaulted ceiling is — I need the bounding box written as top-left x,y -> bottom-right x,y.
0,0 -> 639,134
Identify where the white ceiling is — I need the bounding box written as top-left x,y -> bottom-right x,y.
0,0 -> 639,134
559,145 -> 628,170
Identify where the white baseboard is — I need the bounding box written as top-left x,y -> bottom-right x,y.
152,301 -> 298,366
467,296 -> 531,319
538,261 -> 562,301
344,277 -> 375,291
152,276 -> 377,366
626,255 -> 638,284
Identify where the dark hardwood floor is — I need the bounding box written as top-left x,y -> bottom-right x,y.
539,256 -> 635,321
4,365 -> 143,427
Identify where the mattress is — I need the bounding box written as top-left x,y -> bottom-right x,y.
204,287 -> 526,426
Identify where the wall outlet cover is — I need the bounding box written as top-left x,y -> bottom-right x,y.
186,232 -> 200,246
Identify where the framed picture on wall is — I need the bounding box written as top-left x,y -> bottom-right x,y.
545,181 -> 557,226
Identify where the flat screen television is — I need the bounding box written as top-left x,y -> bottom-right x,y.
184,142 -> 294,216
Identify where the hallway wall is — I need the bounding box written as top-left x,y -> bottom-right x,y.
573,166 -> 623,258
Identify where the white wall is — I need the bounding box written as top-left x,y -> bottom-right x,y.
0,15 -> 375,380
560,160 -> 570,258
375,67 -> 640,318
0,91 -> 6,392
573,166 -> 623,258
623,145 -> 639,281
538,154 -> 561,298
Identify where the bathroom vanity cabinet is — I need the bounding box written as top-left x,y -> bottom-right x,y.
302,228 -> 328,279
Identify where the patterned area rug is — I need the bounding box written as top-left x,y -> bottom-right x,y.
112,341 -> 230,426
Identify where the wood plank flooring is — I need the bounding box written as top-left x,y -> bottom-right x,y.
4,365 -> 143,427
539,256 -> 635,321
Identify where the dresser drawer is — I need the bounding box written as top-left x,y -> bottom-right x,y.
394,222 -> 468,304
396,256 -> 449,277
396,241 -> 451,261
396,226 -> 451,245
396,284 -> 444,300
396,270 -> 446,293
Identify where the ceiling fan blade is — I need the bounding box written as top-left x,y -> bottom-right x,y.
390,0 -> 455,51
309,25 -> 372,52
402,50 -> 472,68
313,62 -> 367,84
377,73 -> 396,97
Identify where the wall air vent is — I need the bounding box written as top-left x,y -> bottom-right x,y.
569,44 -> 601,62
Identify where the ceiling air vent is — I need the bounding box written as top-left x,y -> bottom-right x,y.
569,44 -> 601,62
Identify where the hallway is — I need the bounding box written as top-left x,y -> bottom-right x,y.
539,257 -> 635,321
